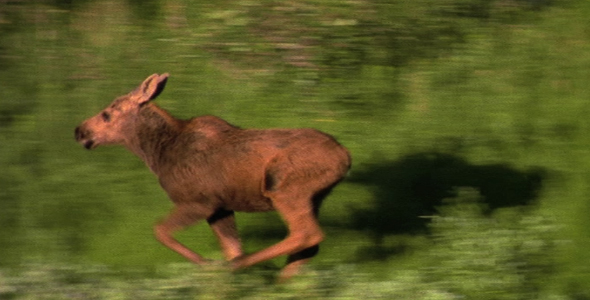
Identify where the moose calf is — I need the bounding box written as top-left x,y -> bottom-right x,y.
75,73 -> 351,280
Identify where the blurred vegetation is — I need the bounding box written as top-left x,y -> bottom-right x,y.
1,0 -> 590,298
0,189 -> 569,299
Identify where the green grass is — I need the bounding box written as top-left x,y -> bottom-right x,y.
0,189 -> 571,299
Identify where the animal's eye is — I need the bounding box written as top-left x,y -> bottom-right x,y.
101,111 -> 111,122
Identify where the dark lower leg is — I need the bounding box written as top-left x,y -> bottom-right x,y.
279,245 -> 320,281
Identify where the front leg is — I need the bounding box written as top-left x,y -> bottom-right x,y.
207,208 -> 243,261
154,204 -> 211,264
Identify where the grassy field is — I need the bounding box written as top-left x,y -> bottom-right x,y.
1,0 -> 590,298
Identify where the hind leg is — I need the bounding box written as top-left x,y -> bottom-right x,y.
232,189 -> 328,272
231,191 -> 324,270
279,189 -> 326,281
231,155 -> 343,274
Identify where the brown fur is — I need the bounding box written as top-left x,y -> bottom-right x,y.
74,73 -> 351,280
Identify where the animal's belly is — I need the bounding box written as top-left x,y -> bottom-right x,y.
224,195 -> 275,212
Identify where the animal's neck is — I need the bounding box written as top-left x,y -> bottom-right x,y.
127,103 -> 184,173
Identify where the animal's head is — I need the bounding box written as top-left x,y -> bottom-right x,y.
75,73 -> 169,150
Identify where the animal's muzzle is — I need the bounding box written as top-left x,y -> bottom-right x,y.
75,126 -> 94,150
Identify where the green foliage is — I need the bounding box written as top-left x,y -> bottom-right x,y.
426,189 -> 557,299
0,189 -> 568,299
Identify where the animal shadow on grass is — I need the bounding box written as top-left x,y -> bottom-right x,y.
348,152 -> 546,262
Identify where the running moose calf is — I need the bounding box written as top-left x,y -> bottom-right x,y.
74,73 -> 351,279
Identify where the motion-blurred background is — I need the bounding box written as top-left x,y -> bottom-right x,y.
1,0 -> 590,298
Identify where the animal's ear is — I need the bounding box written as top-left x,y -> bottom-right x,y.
132,73 -> 169,105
